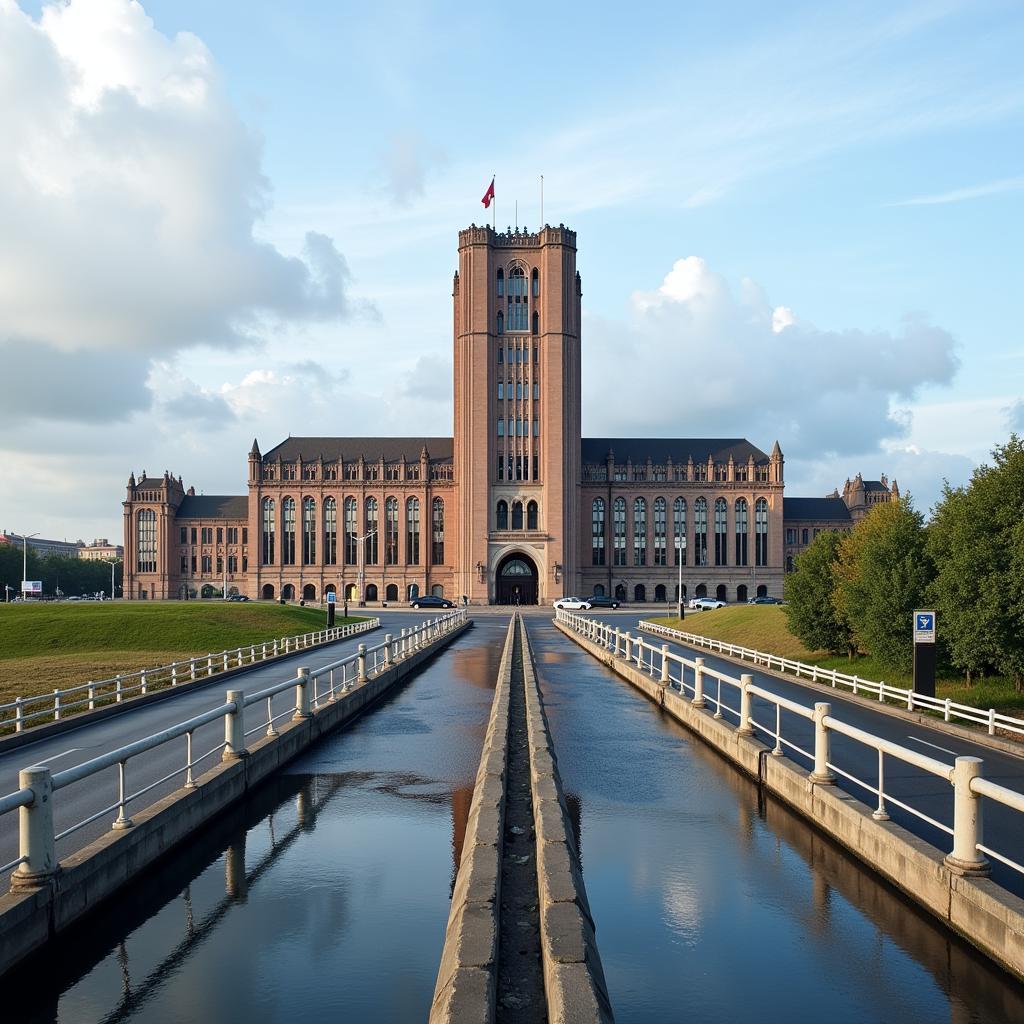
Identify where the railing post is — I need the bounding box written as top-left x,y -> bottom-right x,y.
621,631 -> 630,660
357,644 -> 368,683
614,627 -> 621,657
294,668 -> 311,720
738,674 -> 754,736
115,675 -> 123,703
384,634 -> 393,668
660,645 -> 670,685
810,703 -> 835,784
11,767 -> 56,888
692,657 -> 706,707
53,689 -> 61,721
945,756 -> 990,876
15,696 -> 24,732
207,654 -> 214,677
223,690 -> 247,760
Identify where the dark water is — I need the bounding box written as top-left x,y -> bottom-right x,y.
527,619 -> 1024,1024
2,618 -> 511,1024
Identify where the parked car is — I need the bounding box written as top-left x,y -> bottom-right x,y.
688,597 -> 726,611
410,595 -> 454,609
748,596 -> 783,605
587,595 -> 621,609
553,597 -> 592,611
227,594 -> 250,602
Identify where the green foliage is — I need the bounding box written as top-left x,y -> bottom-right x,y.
0,544 -> 122,600
832,498 -> 932,675
783,531 -> 852,655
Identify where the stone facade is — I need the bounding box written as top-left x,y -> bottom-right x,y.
122,223 -> 878,605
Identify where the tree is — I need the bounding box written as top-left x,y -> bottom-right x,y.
832,497 -> 932,675
784,531 -> 852,655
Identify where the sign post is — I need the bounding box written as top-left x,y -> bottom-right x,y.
326,591 -> 336,628
912,611 -> 937,698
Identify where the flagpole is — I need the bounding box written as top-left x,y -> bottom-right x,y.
492,173 -> 496,231
541,174 -> 544,226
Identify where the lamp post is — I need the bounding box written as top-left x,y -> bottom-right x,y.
101,559 -> 117,601
355,528 -> 377,606
13,533 -> 39,598
676,534 -> 687,621
4,585 -> 13,603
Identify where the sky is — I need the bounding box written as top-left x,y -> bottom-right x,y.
1,0 -> 1022,542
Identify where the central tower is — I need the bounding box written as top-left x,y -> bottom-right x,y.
453,224 -> 581,603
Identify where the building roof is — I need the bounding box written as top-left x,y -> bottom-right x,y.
261,437 -> 454,464
862,480 -> 889,492
176,496 -> 249,520
581,437 -> 770,465
783,497 -> 851,522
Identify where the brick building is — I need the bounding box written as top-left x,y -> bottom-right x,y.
123,224 -> 890,604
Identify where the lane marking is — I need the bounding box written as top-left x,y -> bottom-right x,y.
28,747 -> 84,767
907,735 -> 959,757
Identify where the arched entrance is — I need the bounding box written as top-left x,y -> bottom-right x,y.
261,584 -> 275,600
303,583 -> 316,601
495,553 -> 538,605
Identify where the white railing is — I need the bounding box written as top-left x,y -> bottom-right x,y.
638,619 -> 1024,740
1,610 -> 466,882
0,618 -> 381,735
557,609 -> 1024,884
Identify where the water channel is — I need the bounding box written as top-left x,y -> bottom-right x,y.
4,614 -> 1024,1023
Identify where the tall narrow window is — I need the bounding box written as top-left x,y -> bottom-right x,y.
432,497 -> 444,564
531,267 -> 539,297
498,418 -> 504,437
714,498 -> 728,566
364,497 -> 378,564
324,497 -> 337,565
496,500 -> 508,530
406,497 -> 420,564
508,266 -> 528,331
734,498 -> 748,567
532,311 -> 539,335
497,310 -> 504,335
613,497 -> 627,566
302,497 -> 316,565
633,498 -> 647,565
262,498 -> 275,565
497,267 -> 504,296
592,498 -> 606,565
653,497 -> 667,566
511,501 -> 524,530
137,509 -> 157,572
694,497 -> 708,567
344,497 -> 357,565
526,500 -> 538,530
755,498 -> 769,567
282,497 -> 296,565
673,497 -> 686,565
385,497 -> 399,565
497,381 -> 504,400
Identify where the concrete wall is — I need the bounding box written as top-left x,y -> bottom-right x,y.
0,620 -> 470,979
556,620 -> 1024,985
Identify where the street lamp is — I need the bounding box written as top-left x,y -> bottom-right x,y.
13,533 -> 39,598
676,533 -> 687,621
355,528 -> 377,606
101,559 -> 117,601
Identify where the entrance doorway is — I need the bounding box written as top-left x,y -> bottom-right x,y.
495,553 -> 538,605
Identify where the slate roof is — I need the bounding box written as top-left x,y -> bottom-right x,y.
863,480 -> 889,492
261,437 -> 454,463
783,497 -> 851,523
581,437 -> 770,465
176,496 -> 249,520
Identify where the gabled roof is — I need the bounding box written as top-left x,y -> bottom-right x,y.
581,437 -> 770,465
261,437 -> 454,463
862,480 -> 889,492
783,497 -> 851,522
176,496 -> 249,520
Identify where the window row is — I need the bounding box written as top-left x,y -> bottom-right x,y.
497,344 -> 539,364
497,418 -> 540,437
178,525 -> 248,545
497,380 -> 540,400
496,266 -> 540,298
495,500 -> 539,531
591,497 -> 769,567
180,554 -> 248,575
260,497 -> 445,567
497,453 -> 540,481
591,582 -> 770,603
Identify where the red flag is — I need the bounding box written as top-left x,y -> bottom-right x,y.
481,177 -> 495,209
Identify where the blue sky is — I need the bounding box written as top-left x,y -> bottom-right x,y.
1,0 -> 1022,539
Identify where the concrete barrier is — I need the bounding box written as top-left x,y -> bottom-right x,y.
429,617 -> 515,1023
522,620 -> 613,1023
556,619 -> 1024,985
0,619 -> 469,979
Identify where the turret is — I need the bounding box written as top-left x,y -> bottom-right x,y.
770,440 -> 784,483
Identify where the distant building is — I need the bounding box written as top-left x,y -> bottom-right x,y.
0,531 -> 84,559
79,538 -> 124,561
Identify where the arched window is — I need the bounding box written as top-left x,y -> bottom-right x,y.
737,584 -> 748,603
696,583 -> 707,598
634,584 -> 646,603
615,583 -> 626,601
591,498 -> 605,565
716,584 -> 728,603
496,500 -> 508,530
136,509 -> 157,573
674,583 -> 687,600
526,500 -> 538,530
714,498 -> 728,566
431,584 -> 444,598
282,497 -> 296,565
346,583 -> 358,600
653,497 -> 667,566
302,497 -> 316,565
755,498 -> 769,567
261,583 -> 275,600
406,497 -> 420,564
497,267 -> 504,297
432,497 -> 445,564
531,267 -> 539,297
282,583 -> 295,601
262,498 -> 275,565
757,584 -> 767,598
324,497 -> 337,565
508,266 -> 528,331
303,583 -> 316,601
511,500 -> 524,530
385,497 -> 399,565
655,584 -> 666,602
497,310 -> 504,335
344,497 -> 357,564
694,497 -> 708,567
673,498 -> 686,565
407,582 -> 419,600
364,497 -> 378,564
633,497 -> 647,565
365,583 -> 378,602
735,498 -> 749,567
386,583 -> 399,602
613,498 -> 627,566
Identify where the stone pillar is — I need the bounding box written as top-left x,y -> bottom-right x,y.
810,703 -> 835,784
357,644 -> 367,683
660,644 -> 670,685
223,690 -> 246,759
692,657 -> 706,707
11,767 -> 56,888
293,667 -> 311,720
738,674 -> 754,735
945,756 -> 990,876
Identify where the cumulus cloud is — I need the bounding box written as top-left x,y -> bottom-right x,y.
585,256 -> 960,460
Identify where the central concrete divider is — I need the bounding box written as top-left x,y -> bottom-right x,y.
0,617 -> 470,979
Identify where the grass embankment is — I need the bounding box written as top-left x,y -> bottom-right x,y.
648,606 -> 1024,717
0,603 -> 363,703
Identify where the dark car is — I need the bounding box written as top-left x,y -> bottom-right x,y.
748,596 -> 783,605
227,594 -> 250,602
587,595 -> 621,609
410,595 -> 454,609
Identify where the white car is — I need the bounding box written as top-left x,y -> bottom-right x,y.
553,597 -> 592,611
688,597 -> 726,611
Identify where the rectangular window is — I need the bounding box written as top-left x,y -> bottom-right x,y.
786,528 -> 796,544
216,527 -> 223,544
533,419 -> 539,437
533,454 -> 538,480
201,555 -> 211,574
191,527 -> 197,544
498,381 -> 504,399
498,347 -> 503,364
242,556 -> 248,572
242,527 -> 247,544
497,454 -> 504,480
179,527 -> 187,544
534,346 -> 538,363
216,556 -> 223,574
180,555 -> 187,572
497,418 -> 504,437
802,528 -> 809,544
533,381 -> 539,400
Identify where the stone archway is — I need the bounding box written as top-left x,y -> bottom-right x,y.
495,552 -> 538,606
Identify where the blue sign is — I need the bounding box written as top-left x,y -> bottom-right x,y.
327,592 -> 337,604
913,611 -> 936,643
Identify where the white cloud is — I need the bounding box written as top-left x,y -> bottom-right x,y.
888,176 -> 1024,207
